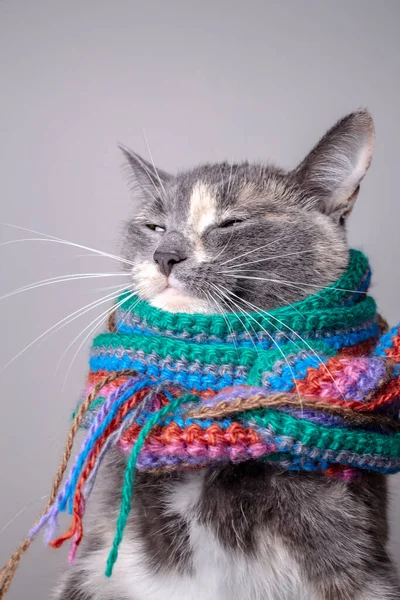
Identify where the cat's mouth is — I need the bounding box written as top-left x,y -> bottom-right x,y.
151,276 -> 213,313
166,274 -> 188,293
131,262 -> 217,314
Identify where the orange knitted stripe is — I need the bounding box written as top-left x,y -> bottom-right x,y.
121,421 -> 261,447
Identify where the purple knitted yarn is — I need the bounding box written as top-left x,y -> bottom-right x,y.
29,377 -> 143,541
343,357 -> 388,401
319,357 -> 388,402
82,389 -> 157,500
280,408 -> 346,428
62,377 -> 144,513
202,385 -> 267,406
134,439 -> 277,470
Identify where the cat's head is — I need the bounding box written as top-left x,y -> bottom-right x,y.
121,111 -> 374,314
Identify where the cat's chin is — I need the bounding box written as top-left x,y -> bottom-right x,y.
149,286 -> 215,314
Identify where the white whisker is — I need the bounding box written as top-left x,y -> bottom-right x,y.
0,222 -> 134,267
228,163 -> 239,197
74,253 -> 120,259
0,286 -> 127,375
60,291 -> 138,389
86,283 -> 131,294
56,289 -> 133,374
218,271 -> 361,295
0,273 -> 129,303
205,288 -> 240,358
216,283 -> 303,402
212,223 -> 238,263
0,495 -> 48,537
0,237 -> 135,268
223,288 -> 302,353
220,237 -> 284,266
36,286 -> 127,353
142,130 -> 166,196
230,292 -> 345,402
223,248 -> 324,270
209,283 -> 259,355
226,160 -> 234,196
262,287 -> 308,324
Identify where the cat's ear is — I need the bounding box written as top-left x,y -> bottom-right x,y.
293,110 -> 375,222
119,145 -> 172,200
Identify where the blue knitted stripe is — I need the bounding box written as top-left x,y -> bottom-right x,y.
133,435 -> 400,474
316,321 -> 379,350
90,347 -> 248,379
90,347 -> 327,392
342,268 -> 372,306
262,354 -> 323,392
275,453 -> 399,475
89,356 -> 247,391
115,319 -> 379,351
266,436 -> 400,473
115,321 -> 290,345
375,324 -> 400,357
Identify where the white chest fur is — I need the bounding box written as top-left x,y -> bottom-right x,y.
69,473 -> 319,600
77,524 -> 317,600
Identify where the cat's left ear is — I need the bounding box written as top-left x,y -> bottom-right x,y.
119,145 -> 172,200
293,110 -> 375,222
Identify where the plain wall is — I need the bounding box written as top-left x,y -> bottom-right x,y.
1,1 -> 400,598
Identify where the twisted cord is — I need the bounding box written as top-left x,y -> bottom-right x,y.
0,369 -> 137,599
188,392 -> 400,430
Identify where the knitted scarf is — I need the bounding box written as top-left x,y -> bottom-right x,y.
29,249 -> 400,576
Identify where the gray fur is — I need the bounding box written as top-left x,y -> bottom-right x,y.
55,111 -> 400,599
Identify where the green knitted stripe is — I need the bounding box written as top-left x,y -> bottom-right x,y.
79,398 -> 399,459
116,250 -> 373,337
118,296 -> 376,338
77,396 -> 400,461
92,332 -> 335,371
249,409 -> 400,457
72,396 -> 106,419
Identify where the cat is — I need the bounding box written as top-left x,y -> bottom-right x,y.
54,111 -> 400,599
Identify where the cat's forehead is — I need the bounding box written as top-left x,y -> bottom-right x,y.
161,162 -> 293,227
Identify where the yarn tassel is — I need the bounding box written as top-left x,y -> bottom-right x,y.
0,369 -> 138,599
105,392 -> 199,576
46,380 -> 155,551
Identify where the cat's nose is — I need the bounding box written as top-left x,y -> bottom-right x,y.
153,250 -> 186,277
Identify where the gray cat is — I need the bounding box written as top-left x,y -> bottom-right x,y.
55,111 -> 400,599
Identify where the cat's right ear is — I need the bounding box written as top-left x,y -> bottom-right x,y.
292,110 -> 375,223
119,145 -> 172,201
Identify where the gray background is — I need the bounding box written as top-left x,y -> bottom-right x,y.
1,1 -> 400,598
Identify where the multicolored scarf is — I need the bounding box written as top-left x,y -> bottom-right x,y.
29,249 -> 400,576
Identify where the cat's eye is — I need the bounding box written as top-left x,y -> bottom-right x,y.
146,224 -> 165,232
218,219 -> 244,228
